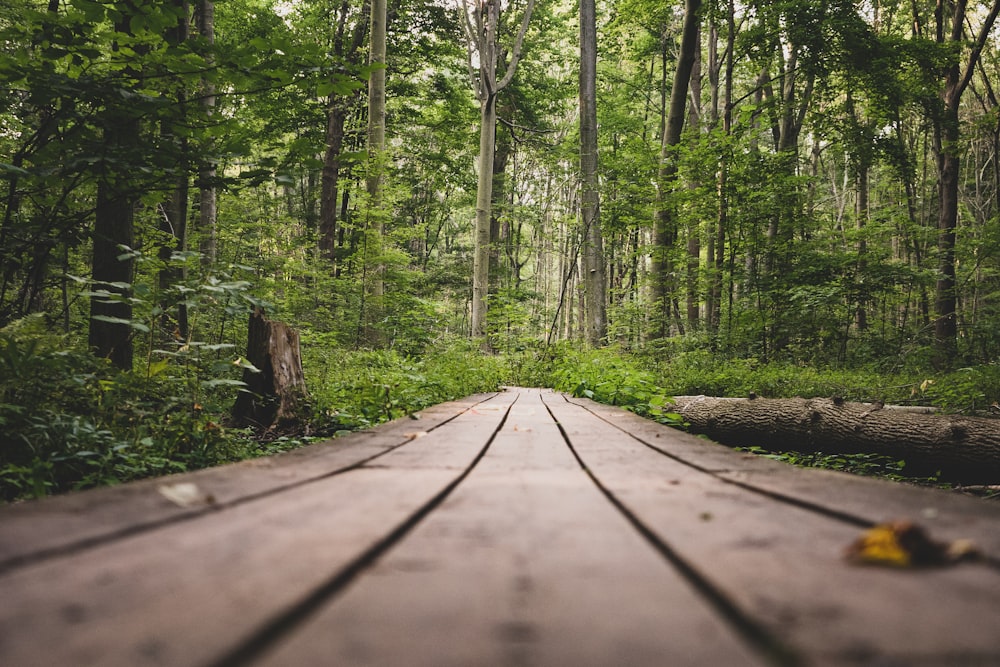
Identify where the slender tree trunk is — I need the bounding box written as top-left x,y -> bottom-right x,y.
159,0 -> 190,340
472,93 -> 496,339
580,0 -> 607,346
650,0 -> 701,339
685,25 -> 702,329
320,103 -> 348,262
464,0 -> 535,345
365,0 -> 387,311
196,0 -> 217,267
856,161 -> 869,332
489,126 -> 512,288
320,0 -> 369,265
931,0 -> 1000,367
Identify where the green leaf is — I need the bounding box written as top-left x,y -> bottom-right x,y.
90,315 -> 149,332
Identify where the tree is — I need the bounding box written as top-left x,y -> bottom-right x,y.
463,0 -> 536,343
319,0 -> 369,265
196,0 -> 218,267
650,0 -> 701,339
365,0 -> 387,298
926,0 -> 1000,366
579,0 -> 607,346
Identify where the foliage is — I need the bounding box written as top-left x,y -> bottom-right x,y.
0,320 -> 240,501
733,446 -> 941,486
303,337 -> 507,431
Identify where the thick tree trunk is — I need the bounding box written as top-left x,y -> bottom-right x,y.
232,308 -> 308,429
90,180 -> 135,370
671,396 -> 1000,483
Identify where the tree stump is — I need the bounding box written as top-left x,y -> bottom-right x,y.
231,308 -> 308,430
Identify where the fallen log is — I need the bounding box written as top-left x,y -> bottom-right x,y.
231,308 -> 308,430
671,395 -> 1000,483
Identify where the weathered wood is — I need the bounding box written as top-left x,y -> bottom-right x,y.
570,395 -> 1000,558
547,393 -> 1000,665
0,393 -> 515,667
671,395 -> 1000,482
0,393 -> 497,573
3,388 -> 1000,667
231,308 -> 308,429
256,389 -> 762,666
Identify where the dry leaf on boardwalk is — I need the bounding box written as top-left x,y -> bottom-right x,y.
844,520 -> 980,567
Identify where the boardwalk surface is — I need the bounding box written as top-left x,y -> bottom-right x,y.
2,387 -> 1000,666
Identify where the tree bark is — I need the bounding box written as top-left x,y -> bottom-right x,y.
231,308 -> 308,429
671,395 -> 1000,483
366,0 -> 386,225
196,0 -> 217,267
650,0 -> 700,339
579,0 -> 607,347
930,0 -> 1000,368
90,180 -> 135,370
464,0 -> 535,345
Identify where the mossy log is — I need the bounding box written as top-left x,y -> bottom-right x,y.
231,308 -> 308,429
672,395 -> 1000,483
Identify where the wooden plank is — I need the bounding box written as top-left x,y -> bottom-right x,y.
546,394 -> 1000,666
0,393 -> 497,572
253,388 -> 764,667
569,395 -> 1000,558
0,391 -> 516,667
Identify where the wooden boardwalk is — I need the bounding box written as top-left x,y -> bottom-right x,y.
2,387 -> 1000,666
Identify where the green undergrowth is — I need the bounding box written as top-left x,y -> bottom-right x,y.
6,326 -> 999,502
302,337 -> 507,432
520,343 -> 1000,414
1,323 -> 505,502
0,321 -> 251,501
509,343 -> 1000,491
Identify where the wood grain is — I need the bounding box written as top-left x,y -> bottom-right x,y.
0,392 -> 515,667
0,393 -> 497,572
566,394 -> 1000,558
254,389 -> 763,667
3,388 -> 999,667
548,393 -> 1000,665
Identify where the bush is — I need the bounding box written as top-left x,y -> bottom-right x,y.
303,337 -> 507,431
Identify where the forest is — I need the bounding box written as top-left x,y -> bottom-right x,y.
1,0 -> 999,500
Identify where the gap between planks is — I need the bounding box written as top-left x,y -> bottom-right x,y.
0,393 -> 500,574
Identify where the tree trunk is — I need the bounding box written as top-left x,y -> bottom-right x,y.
671,395 -> 1000,483
196,0 -> 217,267
320,0 -> 368,265
650,0 -> 700,339
471,93 -> 496,340
366,0 -> 386,225
232,308 -> 308,429
464,0 -> 535,345
579,0 -> 607,347
320,103 -> 348,262
158,0 -> 191,341
90,10 -> 139,371
89,180 -> 135,370
930,0 -> 1000,368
